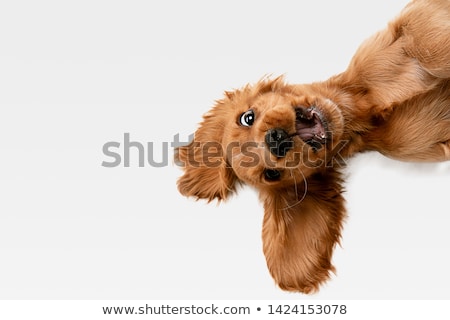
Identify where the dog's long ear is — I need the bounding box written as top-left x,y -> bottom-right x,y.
175,107 -> 238,202
261,169 -> 346,294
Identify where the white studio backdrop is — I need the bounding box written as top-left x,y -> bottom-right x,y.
0,0 -> 449,300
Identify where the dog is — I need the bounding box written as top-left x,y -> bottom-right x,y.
175,0 -> 450,293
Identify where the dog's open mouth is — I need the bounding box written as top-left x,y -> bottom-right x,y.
295,107 -> 328,149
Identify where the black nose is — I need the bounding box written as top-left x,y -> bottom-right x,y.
265,128 -> 293,157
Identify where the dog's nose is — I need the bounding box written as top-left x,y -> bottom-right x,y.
265,128 -> 293,157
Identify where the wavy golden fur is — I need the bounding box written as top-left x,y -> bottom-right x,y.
175,0 -> 450,293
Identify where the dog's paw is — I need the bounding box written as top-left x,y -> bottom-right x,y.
442,140 -> 450,160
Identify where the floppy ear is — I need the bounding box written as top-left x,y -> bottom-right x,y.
175,109 -> 238,202
261,169 -> 346,293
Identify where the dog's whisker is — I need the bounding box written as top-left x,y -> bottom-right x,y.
292,169 -> 299,202
281,167 -> 308,210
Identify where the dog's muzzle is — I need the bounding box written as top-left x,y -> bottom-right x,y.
265,128 -> 293,157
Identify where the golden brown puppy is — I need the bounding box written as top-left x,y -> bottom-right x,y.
175,0 -> 450,293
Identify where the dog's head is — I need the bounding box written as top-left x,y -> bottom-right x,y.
175,76 -> 347,293
175,76 -> 346,198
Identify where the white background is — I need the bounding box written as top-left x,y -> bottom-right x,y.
0,0 -> 449,300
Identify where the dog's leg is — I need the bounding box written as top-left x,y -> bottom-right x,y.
438,140 -> 450,161
381,141 -> 450,162
363,80 -> 450,163
444,141 -> 450,160
431,140 -> 450,161
332,0 -> 450,116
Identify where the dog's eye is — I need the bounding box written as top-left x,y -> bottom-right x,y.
264,169 -> 281,181
239,110 -> 255,127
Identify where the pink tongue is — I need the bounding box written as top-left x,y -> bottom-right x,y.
296,112 -> 325,142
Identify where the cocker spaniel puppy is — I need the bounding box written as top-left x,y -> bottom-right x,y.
175,0 -> 450,293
